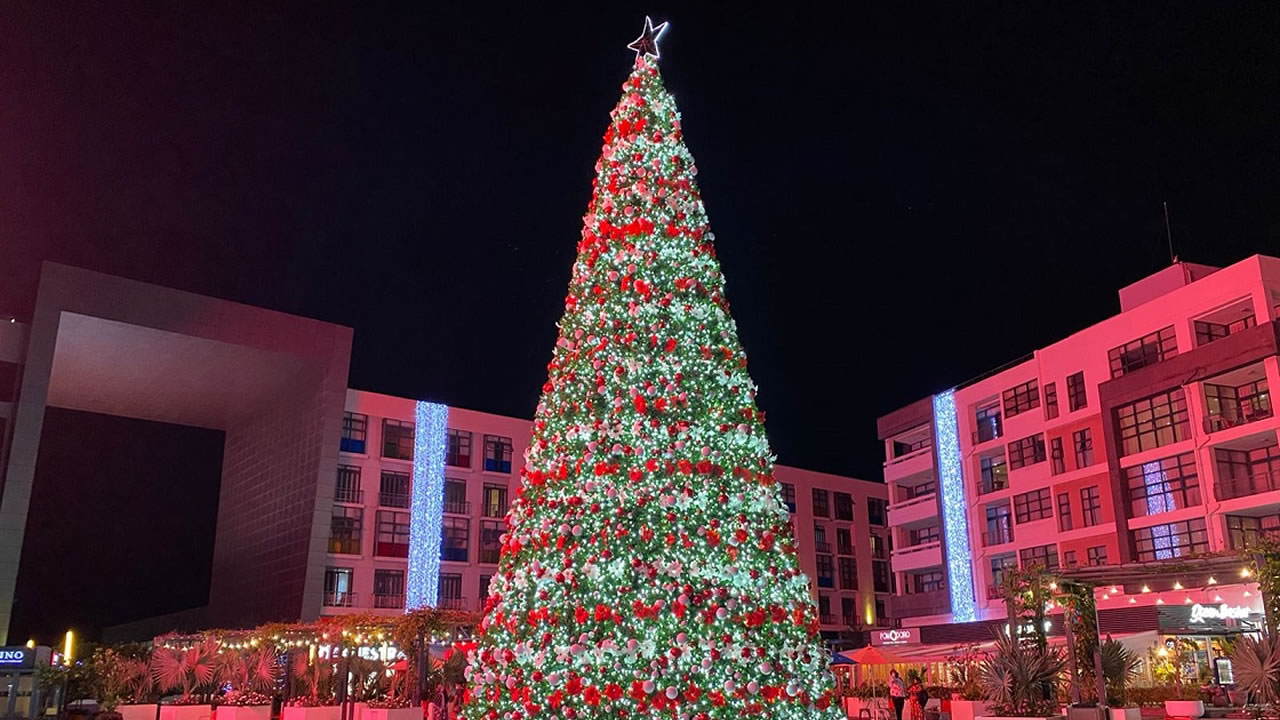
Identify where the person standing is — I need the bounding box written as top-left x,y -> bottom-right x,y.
907,674 -> 925,720
889,669 -> 906,720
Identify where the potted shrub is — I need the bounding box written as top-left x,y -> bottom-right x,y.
214,647 -> 279,720
117,654 -> 159,720
1150,639 -> 1205,719
977,632 -> 1066,720
152,640 -> 218,720
948,643 -> 990,720
283,652 -> 338,720
1230,633 -> 1280,714
1100,638 -> 1141,720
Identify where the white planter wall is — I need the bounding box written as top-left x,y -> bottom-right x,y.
160,706 -> 212,720
119,704 -> 159,720
283,706 -> 341,720
216,707 -> 271,720
362,708 -> 419,720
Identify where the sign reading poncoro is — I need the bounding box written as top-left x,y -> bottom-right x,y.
872,628 -> 920,646
0,647 -> 34,669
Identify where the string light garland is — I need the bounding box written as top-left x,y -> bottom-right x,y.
932,389 -> 977,623
460,20 -> 840,720
408,401 -> 449,610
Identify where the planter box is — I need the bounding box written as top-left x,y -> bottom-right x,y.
352,702 -> 369,720
1066,708 -> 1105,720
1163,701 -> 1204,718
952,701 -> 990,720
1109,708 -> 1140,720
160,706 -> 212,720
284,707 -> 341,720
216,707 -> 271,720
120,704 -> 159,720
362,709 -> 419,720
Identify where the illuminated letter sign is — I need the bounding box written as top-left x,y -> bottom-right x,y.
0,648 -> 31,668
1189,603 -> 1250,623
872,628 -> 919,646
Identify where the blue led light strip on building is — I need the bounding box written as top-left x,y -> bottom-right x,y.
407,401 -> 449,611
932,389 -> 977,622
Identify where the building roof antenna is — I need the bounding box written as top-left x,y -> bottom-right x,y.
1163,201 -> 1177,264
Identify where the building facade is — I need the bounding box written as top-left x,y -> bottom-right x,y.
879,255 -> 1280,636
318,391 -> 890,644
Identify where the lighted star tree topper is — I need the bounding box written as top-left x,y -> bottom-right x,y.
461,19 -> 841,720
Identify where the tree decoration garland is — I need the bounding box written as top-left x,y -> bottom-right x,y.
459,20 -> 840,720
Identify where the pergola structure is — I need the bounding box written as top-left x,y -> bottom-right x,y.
1002,551 -> 1269,708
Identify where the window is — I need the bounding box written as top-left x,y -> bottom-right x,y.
815,555 -> 834,588
373,569 -> 405,608
875,597 -> 887,622
870,533 -> 888,559
1124,452 -> 1200,517
1204,378 -> 1272,431
1002,379 -> 1040,418
892,435 -> 931,458
335,465 -> 362,504
379,470 -> 411,508
1115,388 -> 1190,456
1050,437 -> 1066,475
1014,488 -> 1052,523
439,573 -> 463,607
444,479 -> 468,514
1195,314 -> 1255,346
975,402 -> 1003,443
1080,486 -> 1102,527
1067,371 -> 1087,412
1043,382 -> 1059,420
781,483 -> 796,512
483,435 -> 513,473
818,595 -> 833,623
329,506 -> 362,555
834,492 -> 854,521
841,596 -> 856,625
984,505 -> 1013,546
814,524 -> 830,553
1109,326 -> 1178,378
909,526 -> 940,546
873,559 -> 892,593
838,557 -> 857,590
479,574 -> 493,600
482,484 -> 508,518
1063,550 -> 1078,567
812,489 -> 830,518
324,567 -> 354,606
375,510 -> 410,558
382,419 -> 414,460
836,528 -> 853,555
979,455 -> 1008,494
905,481 -> 936,499
1073,429 -> 1094,468
990,555 -> 1017,596
1087,546 -> 1109,566
442,517 -> 469,562
341,412 -> 368,454
1226,514 -> 1280,550
912,571 -> 945,594
1008,434 -> 1046,470
479,519 -> 502,564
446,429 -> 472,468
867,498 -> 887,525
1133,518 -> 1208,561
1057,492 -> 1072,531
1215,444 -> 1280,500
1020,544 -> 1059,570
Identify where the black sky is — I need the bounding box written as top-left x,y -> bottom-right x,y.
2,3 -> 1279,481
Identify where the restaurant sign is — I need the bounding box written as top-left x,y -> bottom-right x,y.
872,628 -> 920,646
1158,603 -> 1260,634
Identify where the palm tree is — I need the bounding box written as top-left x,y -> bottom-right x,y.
980,631 -> 1066,717
1231,633 -> 1280,705
151,640 -> 218,704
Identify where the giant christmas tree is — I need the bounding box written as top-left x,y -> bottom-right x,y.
462,19 -> 840,720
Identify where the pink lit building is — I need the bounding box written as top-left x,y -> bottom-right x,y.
878,256 -> 1280,652
0,262 -> 886,646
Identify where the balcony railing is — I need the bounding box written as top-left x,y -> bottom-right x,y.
328,537 -> 361,555
372,593 -> 404,609
379,491 -> 410,509
982,525 -> 1014,547
438,596 -> 470,611
819,614 -> 837,625
324,591 -> 358,607
479,548 -> 501,564
1204,403 -> 1274,434
888,590 -> 949,618
1217,470 -> 1280,501
334,487 -> 364,504
978,475 -> 1009,495
888,493 -> 937,514
972,418 -> 1003,445
837,543 -> 854,556
444,500 -> 471,515
885,445 -> 932,467
815,542 -> 833,553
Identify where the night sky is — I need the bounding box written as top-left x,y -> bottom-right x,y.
3,3 -> 1279,485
